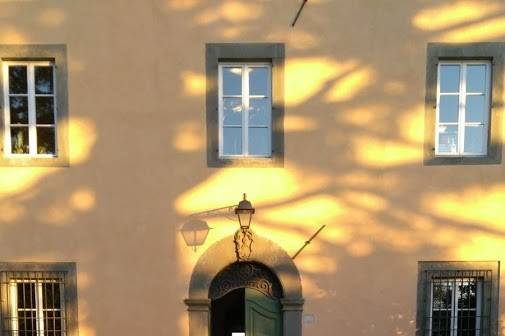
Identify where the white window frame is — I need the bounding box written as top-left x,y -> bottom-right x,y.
429,278 -> 482,336
9,278 -> 66,336
2,61 -> 58,158
435,61 -> 491,156
218,63 -> 272,158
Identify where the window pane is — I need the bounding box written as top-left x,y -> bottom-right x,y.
465,95 -> 487,123
439,96 -> 459,123
248,98 -> 270,126
42,283 -> 61,309
37,127 -> 56,154
9,66 -> 28,94
432,281 -> 453,336
44,310 -> 62,335
36,97 -> 55,124
18,310 -> 37,336
223,127 -> 242,155
457,310 -> 476,336
222,67 -> 242,96
440,65 -> 460,93
11,127 -> 29,154
17,283 -> 36,309
464,125 -> 485,154
223,98 -> 242,126
457,280 -> 477,309
249,67 -> 269,96
35,66 -> 54,94
9,96 -> 29,124
433,282 -> 453,309
437,125 -> 458,154
466,65 -> 486,93
432,311 -> 452,336
248,127 -> 270,156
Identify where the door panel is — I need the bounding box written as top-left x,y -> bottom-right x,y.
245,288 -> 282,336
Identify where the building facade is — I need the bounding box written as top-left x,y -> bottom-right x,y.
0,0 -> 504,335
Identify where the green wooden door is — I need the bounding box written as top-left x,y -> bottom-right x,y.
245,288 -> 282,336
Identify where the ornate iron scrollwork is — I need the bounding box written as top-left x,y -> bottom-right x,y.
209,262 -> 283,300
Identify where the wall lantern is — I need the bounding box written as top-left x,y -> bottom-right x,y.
180,194 -> 255,252
235,193 -> 255,230
180,219 -> 211,251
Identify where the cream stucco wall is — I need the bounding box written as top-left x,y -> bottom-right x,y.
0,0 -> 505,335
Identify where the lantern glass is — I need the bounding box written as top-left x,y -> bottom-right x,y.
235,194 -> 255,229
237,210 -> 253,229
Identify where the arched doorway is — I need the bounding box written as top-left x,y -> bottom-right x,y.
210,262 -> 283,336
185,232 -> 304,336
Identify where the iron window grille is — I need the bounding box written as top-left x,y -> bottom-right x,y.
420,270 -> 493,336
0,271 -> 67,336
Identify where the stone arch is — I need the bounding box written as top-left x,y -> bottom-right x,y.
185,231 -> 304,336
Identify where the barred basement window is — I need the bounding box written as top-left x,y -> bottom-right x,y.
417,262 -> 500,336
430,274 -> 484,336
0,266 -> 77,336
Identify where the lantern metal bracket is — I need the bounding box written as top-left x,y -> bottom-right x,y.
187,204 -> 238,221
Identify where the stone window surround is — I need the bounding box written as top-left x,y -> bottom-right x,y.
424,43 -> 503,165
205,43 -> 285,167
416,261 -> 500,336
0,262 -> 78,336
0,44 -> 69,167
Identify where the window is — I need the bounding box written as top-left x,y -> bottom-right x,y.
3,61 -> 57,157
436,62 -> 491,156
430,275 -> 482,336
219,63 -> 271,157
417,262 -> 500,336
0,263 -> 78,336
424,43 -> 503,165
205,43 -> 285,167
0,44 -> 69,167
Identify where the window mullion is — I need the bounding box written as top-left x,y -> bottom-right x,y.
36,282 -> 44,336
10,281 -> 18,336
267,64 -> 272,155
59,281 -> 66,335
459,64 -> 466,155
429,280 -> 434,336
476,280 -> 482,336
51,63 -> 58,156
243,65 -> 249,156
218,65 -> 224,156
450,279 -> 458,336
483,64 -> 491,155
2,64 -> 12,155
27,64 -> 37,156
435,64 -> 441,155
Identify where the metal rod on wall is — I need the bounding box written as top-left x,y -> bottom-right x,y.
291,0 -> 308,27
291,224 -> 326,259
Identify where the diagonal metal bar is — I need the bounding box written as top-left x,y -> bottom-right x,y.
291,0 -> 308,27
292,224 -> 326,259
